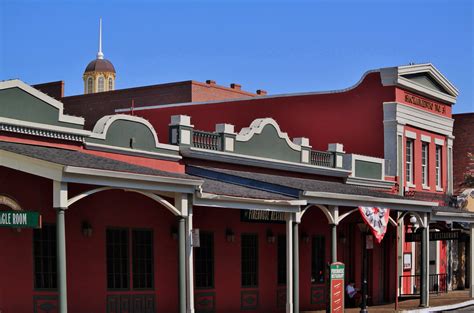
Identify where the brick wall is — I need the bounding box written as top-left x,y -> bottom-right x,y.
32,81 -> 64,100
453,113 -> 474,194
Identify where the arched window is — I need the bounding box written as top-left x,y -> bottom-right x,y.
108,78 -> 113,91
87,77 -> 93,94
98,77 -> 105,92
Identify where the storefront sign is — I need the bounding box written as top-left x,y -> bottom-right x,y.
403,253 -> 412,270
404,93 -> 447,115
241,210 -> 286,223
329,262 -> 345,313
405,230 -> 460,242
0,211 -> 42,228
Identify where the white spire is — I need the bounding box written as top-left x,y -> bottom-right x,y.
97,18 -> 104,60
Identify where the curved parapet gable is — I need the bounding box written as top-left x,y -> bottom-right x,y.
234,118 -> 302,162
87,114 -> 180,160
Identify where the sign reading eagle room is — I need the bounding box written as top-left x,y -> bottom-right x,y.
0,211 -> 42,228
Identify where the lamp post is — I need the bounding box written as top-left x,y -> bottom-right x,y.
357,223 -> 369,313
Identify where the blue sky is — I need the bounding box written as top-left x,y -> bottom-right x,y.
1,0 -> 473,113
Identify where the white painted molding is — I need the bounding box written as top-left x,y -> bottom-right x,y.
421,135 -> 431,143
215,123 -> 235,134
170,115 -> 193,127
293,137 -> 311,148
405,130 -> 417,140
84,142 -> 181,160
434,138 -> 445,146
380,63 -> 458,104
345,176 -> 395,189
236,118 -> 302,151
343,153 -> 386,180
327,143 -> 345,153
0,79 -> 85,125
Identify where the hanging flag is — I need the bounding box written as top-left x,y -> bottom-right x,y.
358,206 -> 390,243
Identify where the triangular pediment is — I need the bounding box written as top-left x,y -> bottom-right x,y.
380,63 -> 458,104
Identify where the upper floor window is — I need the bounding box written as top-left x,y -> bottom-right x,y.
98,77 -> 105,92
406,139 -> 414,184
422,142 -> 429,186
87,77 -> 93,94
108,78 -> 113,91
436,145 -> 442,188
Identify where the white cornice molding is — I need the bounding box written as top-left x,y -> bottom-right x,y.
0,117 -> 91,141
236,118 -> 302,151
0,79 -> 85,125
383,102 -> 454,136
380,64 -> 458,104
84,142 -> 182,161
345,177 -> 394,189
182,147 -> 351,178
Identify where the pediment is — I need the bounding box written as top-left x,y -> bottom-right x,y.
380,63 -> 458,104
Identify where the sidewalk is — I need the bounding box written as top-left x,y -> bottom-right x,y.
302,290 -> 472,312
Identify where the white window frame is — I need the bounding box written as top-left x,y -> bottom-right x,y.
436,145 -> 442,190
421,142 -> 429,188
406,139 -> 414,186
108,77 -> 113,91
98,76 -> 105,92
87,77 -> 93,94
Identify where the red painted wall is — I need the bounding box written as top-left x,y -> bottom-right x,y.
136,73 -> 395,157
0,167 -> 180,313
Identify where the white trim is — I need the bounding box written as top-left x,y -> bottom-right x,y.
434,138 -> 445,146
0,79 -> 85,125
302,190 -> 437,207
343,153 -> 386,180
0,149 -> 64,181
421,135 -> 431,143
384,102 -> 454,136
405,130 -> 417,140
0,116 -> 91,138
63,166 -> 202,187
236,118 -> 302,151
380,63 -> 458,104
345,176 -> 395,189
181,147 -> 351,178
84,141 -> 182,161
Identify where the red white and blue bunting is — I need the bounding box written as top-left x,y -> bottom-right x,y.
358,206 -> 390,243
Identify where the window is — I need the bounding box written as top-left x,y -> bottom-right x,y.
34,224 -> 57,289
132,230 -> 154,289
108,78 -> 113,91
436,145 -> 442,188
241,234 -> 258,287
277,235 -> 286,285
311,236 -> 325,284
98,77 -> 105,92
107,228 -> 130,289
195,232 -> 214,288
87,77 -> 93,94
422,142 -> 429,186
406,139 -> 414,184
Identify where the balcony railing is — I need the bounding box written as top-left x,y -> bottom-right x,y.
310,150 -> 334,168
399,273 -> 448,296
192,130 -> 221,150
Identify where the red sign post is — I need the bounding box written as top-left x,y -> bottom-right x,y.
329,262 -> 344,313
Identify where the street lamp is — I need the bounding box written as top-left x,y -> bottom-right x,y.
357,223 -> 369,313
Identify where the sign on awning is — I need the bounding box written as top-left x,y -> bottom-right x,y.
359,206 -> 390,243
0,211 -> 42,228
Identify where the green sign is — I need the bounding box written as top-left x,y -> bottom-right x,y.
0,211 -> 42,228
329,262 -> 345,313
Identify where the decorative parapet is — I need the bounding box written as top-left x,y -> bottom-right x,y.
169,115 -> 345,172
343,153 -> 395,189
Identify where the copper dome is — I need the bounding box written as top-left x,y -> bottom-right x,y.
84,58 -> 116,73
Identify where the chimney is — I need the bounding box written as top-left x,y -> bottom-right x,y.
256,89 -> 267,96
206,80 -> 216,85
230,83 -> 241,90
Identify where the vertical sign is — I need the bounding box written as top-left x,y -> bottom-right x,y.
329,262 -> 344,313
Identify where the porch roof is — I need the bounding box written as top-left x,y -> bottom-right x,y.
186,165 -> 438,210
